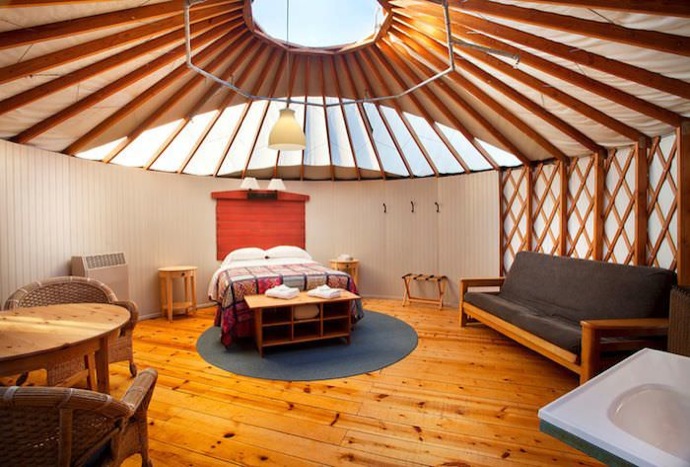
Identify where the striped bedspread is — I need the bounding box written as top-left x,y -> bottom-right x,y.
209,262 -> 363,347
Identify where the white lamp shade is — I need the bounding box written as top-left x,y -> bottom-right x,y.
268,108 -> 306,151
267,178 -> 286,191
240,177 -> 260,190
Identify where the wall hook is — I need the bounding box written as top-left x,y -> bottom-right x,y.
435,202 -> 440,213
411,201 -> 415,213
383,203 -> 387,214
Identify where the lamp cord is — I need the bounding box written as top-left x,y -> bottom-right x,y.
286,0 -> 291,107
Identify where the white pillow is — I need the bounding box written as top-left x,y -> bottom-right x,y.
223,247 -> 266,265
265,245 -> 312,260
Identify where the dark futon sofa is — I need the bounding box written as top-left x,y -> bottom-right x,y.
460,251 -> 676,383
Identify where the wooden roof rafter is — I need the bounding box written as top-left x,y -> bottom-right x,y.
497,0 -> 690,18
457,46 -> 646,143
0,0 -> 687,180
447,0 -> 690,57
344,52 -> 414,178
103,31 -> 250,164
359,48 -> 441,177
314,56 -> 336,181
397,8 -> 647,144
241,47 -> 288,179
11,19 -> 236,145
0,3 -> 234,87
334,53 -> 388,180
390,18 -> 567,164
62,27 -> 238,156
387,19 -> 532,165
165,35 -> 257,174
142,32 -> 255,171
0,14 -> 244,116
435,16 -> 684,126
0,0 -> 236,50
455,13 -> 690,102
355,46 -> 439,177
369,42 -> 471,173
325,55 -> 363,181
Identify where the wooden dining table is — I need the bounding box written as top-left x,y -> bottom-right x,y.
0,302 -> 130,394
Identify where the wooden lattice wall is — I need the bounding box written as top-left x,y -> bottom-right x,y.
500,132 -> 680,276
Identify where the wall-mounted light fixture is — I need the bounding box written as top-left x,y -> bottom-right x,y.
240,177 -> 259,190
267,178 -> 286,191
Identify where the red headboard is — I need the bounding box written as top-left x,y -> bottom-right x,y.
211,190 -> 310,261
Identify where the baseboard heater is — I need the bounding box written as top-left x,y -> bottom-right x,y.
71,252 -> 130,301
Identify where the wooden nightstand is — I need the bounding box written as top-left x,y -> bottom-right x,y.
329,259 -> 359,286
158,266 -> 197,321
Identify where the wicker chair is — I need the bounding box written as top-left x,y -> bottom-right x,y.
0,368 -> 157,467
3,276 -> 138,388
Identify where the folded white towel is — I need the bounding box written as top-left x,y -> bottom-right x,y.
307,285 -> 341,299
266,284 -> 300,299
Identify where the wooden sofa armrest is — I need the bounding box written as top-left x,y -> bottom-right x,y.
579,318 -> 669,383
459,277 -> 505,326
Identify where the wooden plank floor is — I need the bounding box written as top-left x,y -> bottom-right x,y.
7,299 -> 604,466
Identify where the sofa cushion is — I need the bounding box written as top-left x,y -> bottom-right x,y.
499,251 -> 676,322
464,292 -> 582,353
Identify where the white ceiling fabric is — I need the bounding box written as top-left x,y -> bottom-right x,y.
0,0 -> 688,180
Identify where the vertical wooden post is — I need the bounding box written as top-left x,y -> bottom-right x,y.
635,138 -> 649,266
678,121 -> 690,285
525,165 -> 533,252
559,160 -> 568,256
499,169 -> 506,275
592,151 -> 605,261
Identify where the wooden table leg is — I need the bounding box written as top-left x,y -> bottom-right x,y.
190,271 -> 197,314
95,334 -> 111,394
165,275 -> 173,321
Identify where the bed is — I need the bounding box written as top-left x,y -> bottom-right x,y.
208,246 -> 363,347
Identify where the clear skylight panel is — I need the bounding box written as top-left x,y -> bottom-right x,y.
304,96 -> 330,166
325,97 -> 355,168
147,111 -> 216,172
184,103 -> 247,175
437,123 -> 493,171
343,102 -> 378,172
75,138 -> 125,161
380,106 -> 433,177
363,103 -> 407,176
477,140 -> 522,168
218,100 -> 268,175
251,0 -> 383,49
404,112 -> 463,174
112,119 -> 182,168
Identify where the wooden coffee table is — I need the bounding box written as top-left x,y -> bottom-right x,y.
245,290 -> 359,357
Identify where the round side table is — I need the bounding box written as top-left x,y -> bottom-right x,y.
158,266 -> 197,321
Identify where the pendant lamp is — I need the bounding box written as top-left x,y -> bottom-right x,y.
269,108 -> 305,150
267,0 -> 306,151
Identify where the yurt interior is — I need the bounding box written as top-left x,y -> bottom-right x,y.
1,0 -> 690,465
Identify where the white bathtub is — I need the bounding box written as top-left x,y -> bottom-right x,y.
539,348 -> 690,467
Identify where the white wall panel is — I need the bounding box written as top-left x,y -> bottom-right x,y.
439,171 -> 501,304
383,178 -> 439,298
1,140 -> 501,317
0,140 -> 234,318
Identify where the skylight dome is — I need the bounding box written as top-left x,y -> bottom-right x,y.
251,0 -> 384,49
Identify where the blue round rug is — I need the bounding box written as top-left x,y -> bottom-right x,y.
196,311 -> 418,381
